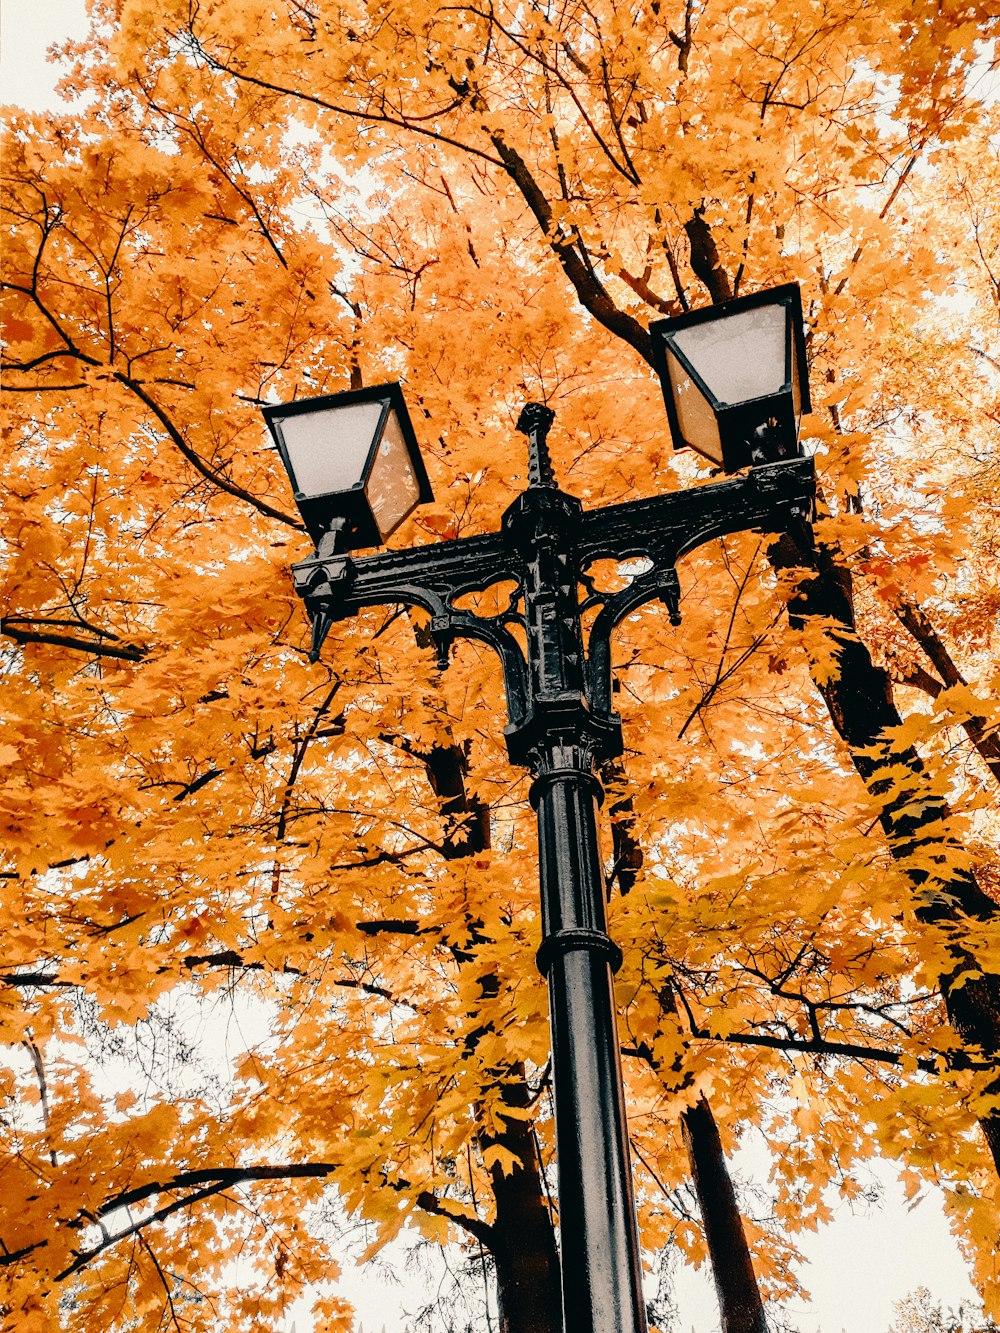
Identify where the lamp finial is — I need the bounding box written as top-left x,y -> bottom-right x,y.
516,402 -> 557,488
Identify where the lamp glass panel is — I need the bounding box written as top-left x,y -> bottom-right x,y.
791,343 -> 802,423
666,348 -> 723,464
278,400 -> 385,498
673,303 -> 787,407
365,407 -> 422,539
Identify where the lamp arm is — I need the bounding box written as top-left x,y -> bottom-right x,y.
291,528 -> 530,725
577,457 -> 815,567
580,457 -> 815,717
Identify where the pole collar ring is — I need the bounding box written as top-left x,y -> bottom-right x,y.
535,927 -> 624,976
528,767 -> 604,808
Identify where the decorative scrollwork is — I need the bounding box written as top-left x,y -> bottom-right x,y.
292,439 -> 815,772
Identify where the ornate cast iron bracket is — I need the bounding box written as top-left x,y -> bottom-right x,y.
291,406 -> 815,771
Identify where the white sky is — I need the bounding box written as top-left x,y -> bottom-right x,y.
0,2 -> 987,1330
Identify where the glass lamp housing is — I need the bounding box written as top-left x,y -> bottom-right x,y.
263,382 -> 433,550
650,283 -> 811,473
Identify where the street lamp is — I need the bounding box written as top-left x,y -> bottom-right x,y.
266,288 -> 814,1333
262,382 -> 433,553
651,283 -> 811,473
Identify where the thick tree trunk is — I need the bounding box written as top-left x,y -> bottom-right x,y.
682,1097 -> 768,1333
486,1072 -> 564,1333
772,533 -> 1000,1173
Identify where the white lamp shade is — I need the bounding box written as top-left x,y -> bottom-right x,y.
672,303 -> 788,406
664,348 -> 724,465
263,383 -> 433,549
279,399 -> 384,499
651,283 -> 810,473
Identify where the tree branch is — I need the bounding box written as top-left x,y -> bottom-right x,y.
483,127 -> 654,365
186,44 -> 505,168
891,597 -> 1000,782
0,620 -> 148,661
685,208 -> 733,304
116,373 -> 302,528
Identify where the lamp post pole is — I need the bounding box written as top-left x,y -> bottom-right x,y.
287,402 -> 814,1332
504,404 -> 646,1331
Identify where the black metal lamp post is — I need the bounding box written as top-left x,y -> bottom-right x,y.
264,284 -> 815,1333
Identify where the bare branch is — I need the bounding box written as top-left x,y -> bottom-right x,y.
1,619 -> 148,661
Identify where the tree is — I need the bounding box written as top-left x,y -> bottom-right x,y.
889,1286 -> 999,1333
2,0 -> 999,1329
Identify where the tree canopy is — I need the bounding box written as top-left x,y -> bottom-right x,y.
2,0 -> 999,1329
